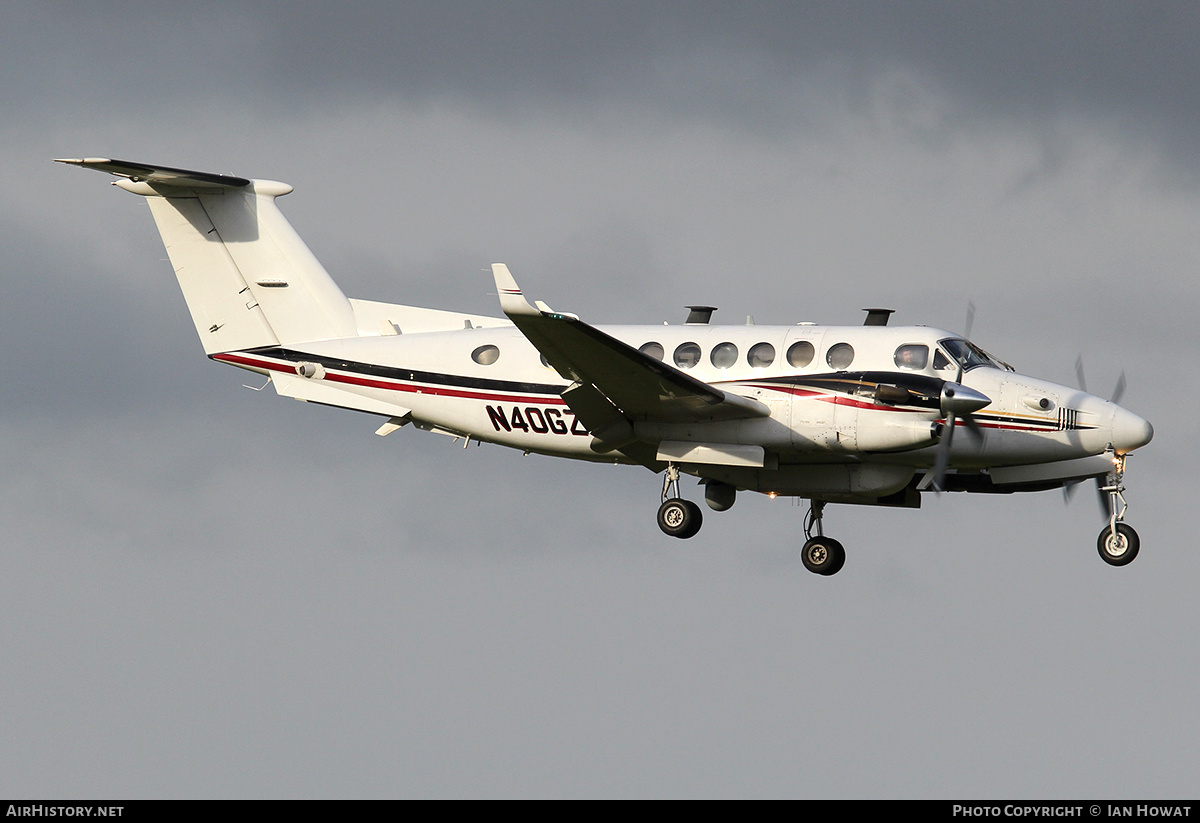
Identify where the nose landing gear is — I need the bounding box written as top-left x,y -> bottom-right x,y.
1097,453 -> 1140,566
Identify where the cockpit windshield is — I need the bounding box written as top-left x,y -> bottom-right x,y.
938,338 -> 1004,372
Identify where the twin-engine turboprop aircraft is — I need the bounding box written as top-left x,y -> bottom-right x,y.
58,158 -> 1154,575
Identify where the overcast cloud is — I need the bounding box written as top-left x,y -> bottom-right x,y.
1,2 -> 1197,798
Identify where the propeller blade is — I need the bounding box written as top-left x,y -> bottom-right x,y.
931,412 -> 957,492
1063,478 -> 1081,505
1095,476 -> 1112,520
963,301 -> 976,341
1076,356 -> 1127,405
1110,372 -> 1126,405
961,414 -> 985,442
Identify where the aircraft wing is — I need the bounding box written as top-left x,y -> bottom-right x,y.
491,264 -> 769,459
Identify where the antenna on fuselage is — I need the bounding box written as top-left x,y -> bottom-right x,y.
862,308 -> 894,326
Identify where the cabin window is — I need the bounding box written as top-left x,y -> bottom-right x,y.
787,341 -> 815,368
894,344 -> 928,370
674,342 -> 701,369
710,342 -> 738,369
826,342 -> 854,370
748,342 -> 775,368
471,344 -> 500,366
639,342 -> 665,361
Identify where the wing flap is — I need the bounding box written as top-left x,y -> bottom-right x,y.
656,441 -> 766,467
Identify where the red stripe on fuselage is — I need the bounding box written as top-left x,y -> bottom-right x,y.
213,353 -> 568,406
747,382 -> 1069,432
748,382 -> 918,411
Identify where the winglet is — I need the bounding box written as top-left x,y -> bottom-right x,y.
491,263 -> 539,317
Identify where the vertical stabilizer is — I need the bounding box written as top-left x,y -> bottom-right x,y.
141,191 -> 280,353
57,158 -> 357,354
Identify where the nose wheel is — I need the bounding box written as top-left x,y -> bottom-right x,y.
1097,522 -> 1139,566
657,464 -> 703,539
1096,453 -> 1140,566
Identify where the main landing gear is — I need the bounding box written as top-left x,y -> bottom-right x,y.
653,468 -> 846,576
657,464 -> 703,539
1097,453 -> 1140,567
801,500 -> 845,576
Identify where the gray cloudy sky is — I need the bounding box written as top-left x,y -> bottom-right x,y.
2,1 -> 1198,798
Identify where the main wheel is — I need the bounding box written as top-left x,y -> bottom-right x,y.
1097,523 -> 1140,566
801,537 -> 846,575
658,498 -> 703,539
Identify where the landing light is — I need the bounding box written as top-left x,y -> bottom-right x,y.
768,491 -> 778,499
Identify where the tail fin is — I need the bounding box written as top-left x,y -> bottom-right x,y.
57,158 -> 356,353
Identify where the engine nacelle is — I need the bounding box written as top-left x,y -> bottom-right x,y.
851,420 -> 942,453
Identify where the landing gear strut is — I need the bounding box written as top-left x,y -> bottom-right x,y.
657,464 -> 702,539
801,500 -> 845,576
1097,453 -> 1140,566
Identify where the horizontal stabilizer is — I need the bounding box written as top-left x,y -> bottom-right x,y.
272,372 -> 414,419
54,158 -> 250,189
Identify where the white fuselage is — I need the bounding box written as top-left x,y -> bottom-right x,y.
215,319 -> 1151,486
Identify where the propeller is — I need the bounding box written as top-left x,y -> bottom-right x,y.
1110,372 -> 1126,405
1063,477 -> 1082,504
1074,354 -> 1126,405
1065,355 -> 1127,517
1061,476 -> 1113,519
930,379 -> 990,491
930,302 -> 988,492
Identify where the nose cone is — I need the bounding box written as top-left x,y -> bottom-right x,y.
1112,407 -> 1153,453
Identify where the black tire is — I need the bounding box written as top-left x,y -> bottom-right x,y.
658,498 -> 703,539
1097,523 -> 1140,566
801,537 -> 846,575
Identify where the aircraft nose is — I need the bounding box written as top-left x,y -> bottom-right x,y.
1112,407 -> 1153,453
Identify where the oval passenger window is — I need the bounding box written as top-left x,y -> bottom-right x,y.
748,342 -> 775,368
639,342 -> 665,361
826,342 -> 854,370
471,345 -> 500,366
674,342 -> 701,369
893,344 -> 929,370
787,340 -> 815,368
710,342 -> 738,369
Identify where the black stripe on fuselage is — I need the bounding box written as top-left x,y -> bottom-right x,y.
240,345 -> 566,396
752,372 -> 1098,430
751,371 -> 945,410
